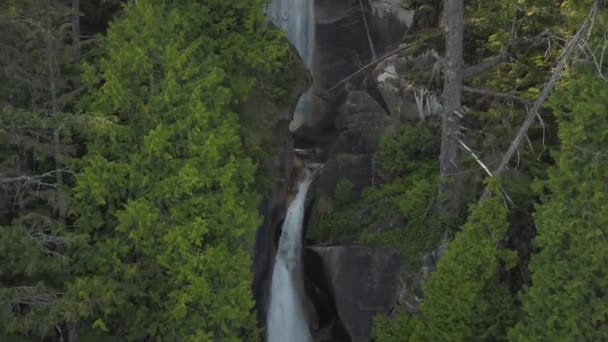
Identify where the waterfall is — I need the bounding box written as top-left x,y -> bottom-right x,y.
266,2 -> 316,340
266,172 -> 314,342
267,0 -> 315,129
267,0 -> 314,69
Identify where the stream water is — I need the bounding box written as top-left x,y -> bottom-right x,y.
266,2 -> 316,340
267,0 -> 315,129
266,172 -> 314,342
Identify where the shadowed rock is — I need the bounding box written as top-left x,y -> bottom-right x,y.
306,246 -> 402,342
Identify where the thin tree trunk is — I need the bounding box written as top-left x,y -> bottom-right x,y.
46,0 -> 65,220
72,0 -> 80,63
439,0 -> 464,215
68,323 -> 79,342
45,1 -> 58,116
359,0 -> 377,60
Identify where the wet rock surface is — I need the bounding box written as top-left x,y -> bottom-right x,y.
372,53 -> 443,122
257,0 -> 445,340
305,246 -> 403,342
368,0 -> 415,51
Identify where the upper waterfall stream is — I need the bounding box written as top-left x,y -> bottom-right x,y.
266,2 -> 316,340
267,0 -> 315,130
267,0 -> 314,68
266,172 -> 314,342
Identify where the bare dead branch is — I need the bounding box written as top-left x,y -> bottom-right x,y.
481,0 -> 600,200
458,138 -> 493,177
358,0 -> 377,60
0,169 -> 68,188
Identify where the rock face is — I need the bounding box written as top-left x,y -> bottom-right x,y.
256,0 -> 445,339
313,90 -> 397,196
305,246 -> 403,342
336,90 -> 398,147
372,53 -> 443,122
252,145 -> 295,324
368,0 -> 415,52
308,90 -> 397,227
289,0 -> 372,147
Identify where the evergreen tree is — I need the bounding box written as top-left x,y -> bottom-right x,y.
509,70 -> 608,341
68,0 -> 286,339
0,0 -> 82,339
372,185 -> 516,341
412,184 -> 516,341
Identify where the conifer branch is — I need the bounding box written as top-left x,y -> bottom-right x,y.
462,85 -> 531,106
462,29 -> 552,80
481,0 -> 600,200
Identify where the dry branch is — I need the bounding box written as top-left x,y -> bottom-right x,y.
458,138 -> 493,177
481,0 -> 600,200
359,0 -> 377,60
0,169 -> 67,188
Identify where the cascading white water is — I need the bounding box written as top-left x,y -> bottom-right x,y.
266,3 -> 316,340
267,0 -> 314,68
267,0 -> 315,129
266,172 -> 314,342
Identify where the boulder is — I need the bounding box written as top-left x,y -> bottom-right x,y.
314,0 -> 372,91
290,92 -> 337,145
305,91 -> 395,232
305,246 -> 402,342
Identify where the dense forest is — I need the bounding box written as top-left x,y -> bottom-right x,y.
1,0 -> 607,341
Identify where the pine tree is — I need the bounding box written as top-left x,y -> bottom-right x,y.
0,0 -> 82,339
508,70 -> 608,341
68,0 -> 286,339
371,184 -> 516,341
412,183 -> 516,341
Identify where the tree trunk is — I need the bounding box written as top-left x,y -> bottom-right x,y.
439,0 -> 464,217
72,0 -> 80,63
359,0 -> 377,60
46,0 -> 65,221
68,322 -> 79,342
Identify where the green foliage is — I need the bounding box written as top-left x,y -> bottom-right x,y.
308,123 -> 440,268
1,0 -> 295,335
62,0 -> 292,340
237,48 -> 308,193
307,198 -> 357,243
508,70 -> 608,341
0,1 -> 84,338
377,123 -> 438,179
334,179 -> 354,206
372,308 -> 419,342
0,284 -> 69,337
358,171 -> 440,267
413,183 -> 516,341
460,0 -> 583,180
370,183 -> 516,341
